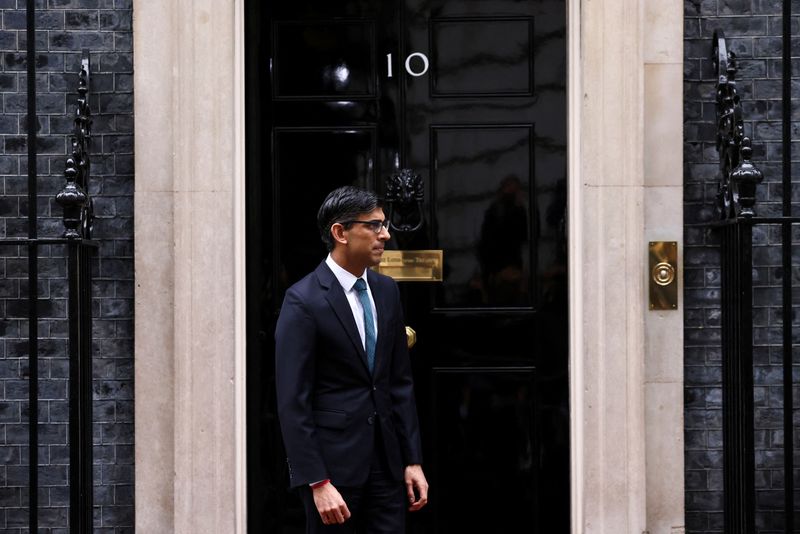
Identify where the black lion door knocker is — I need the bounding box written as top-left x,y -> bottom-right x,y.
385,169 -> 424,233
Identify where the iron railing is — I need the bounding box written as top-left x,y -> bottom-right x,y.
711,23 -> 796,533
0,2 -> 97,531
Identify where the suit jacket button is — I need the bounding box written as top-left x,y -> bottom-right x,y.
372,386 -> 377,391
367,415 -> 375,425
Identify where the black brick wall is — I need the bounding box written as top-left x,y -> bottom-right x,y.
685,1 -> 799,533
0,1 -> 133,533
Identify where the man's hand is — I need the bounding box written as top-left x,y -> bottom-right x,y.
404,464 -> 429,511
312,483 -> 352,525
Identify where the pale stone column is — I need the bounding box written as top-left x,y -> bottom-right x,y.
132,0 -> 177,530
642,0 -> 686,531
570,0 -> 649,530
133,0 -> 243,532
570,0 -> 685,530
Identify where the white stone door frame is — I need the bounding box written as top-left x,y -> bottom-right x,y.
569,0 -> 686,530
133,0 -> 244,531
133,0 -> 685,532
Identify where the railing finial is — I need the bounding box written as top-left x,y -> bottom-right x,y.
713,31 -> 763,220
56,52 -> 93,238
730,137 -> 764,218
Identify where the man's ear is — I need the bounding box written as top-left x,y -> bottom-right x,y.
330,223 -> 348,246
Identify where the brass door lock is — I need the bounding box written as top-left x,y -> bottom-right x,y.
649,241 -> 678,310
405,326 -> 417,349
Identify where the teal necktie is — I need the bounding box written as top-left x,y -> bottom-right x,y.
353,278 -> 376,373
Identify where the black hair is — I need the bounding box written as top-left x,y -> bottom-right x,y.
317,186 -> 381,251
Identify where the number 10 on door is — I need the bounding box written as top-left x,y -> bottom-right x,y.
386,53 -> 430,78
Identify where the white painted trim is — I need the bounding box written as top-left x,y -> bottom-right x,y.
567,0 -> 583,529
234,0 -> 248,532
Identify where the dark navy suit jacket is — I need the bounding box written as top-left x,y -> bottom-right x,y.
275,261 -> 423,488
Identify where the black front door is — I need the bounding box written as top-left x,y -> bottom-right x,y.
245,1 -> 568,532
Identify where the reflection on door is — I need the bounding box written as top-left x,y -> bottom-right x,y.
245,0 -> 568,532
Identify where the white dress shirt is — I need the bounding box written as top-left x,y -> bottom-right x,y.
325,254 -> 379,347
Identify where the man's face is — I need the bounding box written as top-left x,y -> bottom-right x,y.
341,207 -> 390,268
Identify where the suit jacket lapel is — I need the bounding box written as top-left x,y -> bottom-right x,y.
316,262 -> 371,376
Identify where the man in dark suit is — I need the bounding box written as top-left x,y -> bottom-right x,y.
275,186 -> 429,533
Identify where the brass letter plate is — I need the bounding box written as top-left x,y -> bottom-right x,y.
649,241 -> 678,310
373,250 -> 443,282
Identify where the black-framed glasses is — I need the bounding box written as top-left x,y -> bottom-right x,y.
338,219 -> 390,234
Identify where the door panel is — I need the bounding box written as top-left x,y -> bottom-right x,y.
430,18 -> 533,97
399,3 -> 568,527
432,368 -> 538,532
273,21 -> 377,99
431,125 -> 535,308
246,0 -> 568,532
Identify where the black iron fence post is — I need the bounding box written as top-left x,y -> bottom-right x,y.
780,0 -> 794,528
25,0 -> 38,530
67,241 -> 94,533
711,30 -> 763,533
710,27 -> 800,533
19,2 -> 97,530
56,52 -> 96,534
721,222 -> 756,533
